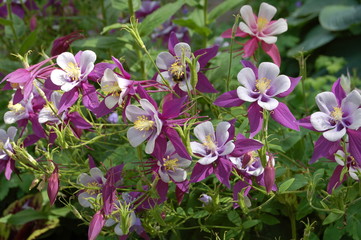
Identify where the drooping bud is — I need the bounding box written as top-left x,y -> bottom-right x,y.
88,211 -> 105,240
47,164 -> 59,205
264,155 -> 275,193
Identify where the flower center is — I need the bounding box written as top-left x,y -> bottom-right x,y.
0,140 -> 4,151
169,58 -> 185,82
203,135 -> 217,152
10,83 -> 20,89
163,156 -> 179,171
257,17 -> 269,31
243,151 -> 258,168
65,62 -> 81,81
255,77 -> 271,93
134,115 -> 155,131
85,181 -> 100,195
8,102 -> 25,113
330,107 -> 343,121
102,83 -> 122,96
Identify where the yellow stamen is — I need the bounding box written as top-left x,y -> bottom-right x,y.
257,17 -> 269,31
203,135 -> 217,152
102,83 -> 122,96
10,83 -> 19,89
85,181 -> 100,195
8,102 -> 24,113
169,58 -> 185,82
330,107 -> 343,121
163,156 -> 179,171
255,77 -> 271,93
134,115 -> 155,131
64,62 -> 81,81
0,140 -> 4,150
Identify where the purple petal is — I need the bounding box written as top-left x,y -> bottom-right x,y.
161,96 -> 186,119
248,102 -> 263,138
196,72 -> 218,93
221,28 -> 248,38
214,158 -> 232,188
47,166 -> 59,205
261,42 -> 281,67
68,112 -> 92,129
232,138 -> 263,156
88,62 -> 116,82
165,128 -> 191,159
88,211 -> 105,240
243,38 -> 258,58
190,163 -> 214,183
58,88 -> 79,113
168,32 -> 179,55
271,102 -> 299,130
327,165 -> 346,193
81,82 -> 100,111
277,76 -> 301,98
214,90 -> 244,108
348,129 -> 361,166
332,78 -> 346,105
310,136 -> 340,164
194,45 -> 219,68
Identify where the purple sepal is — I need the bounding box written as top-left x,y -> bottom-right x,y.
196,72 -> 218,93
105,164 -> 124,186
24,134 -> 41,147
221,28 -> 248,38
44,77 -> 61,91
327,165 -> 346,193
68,112 -> 92,129
136,85 -> 158,108
168,32 -> 179,55
161,96 -> 186,119
332,78 -> 346,105
271,102 -> 299,131
243,38 -> 258,58
227,119 -> 236,141
347,129 -> 361,166
310,136 -> 340,164
111,57 -> 131,79
264,161 -> 275,193
298,116 -> 316,131
277,76 -> 301,98
194,45 -> 219,68
58,88 -> 79,113
175,180 -> 189,204
88,211 -> 105,240
261,42 -> 281,67
13,89 -> 24,105
88,155 -> 96,169
88,62 -> 116,82
47,165 -> 59,205
241,60 -> 258,77
214,158 -> 232,188
156,180 -> 168,204
233,179 -> 252,208
153,134 -> 167,160
248,102 -> 263,138
4,158 -> 15,180
92,100 -> 116,118
214,90 -> 244,108
190,163 -> 214,183
102,174 -> 116,215
30,116 -> 46,138
232,139 -> 263,157
81,82 -> 100,111
165,128 -> 191,160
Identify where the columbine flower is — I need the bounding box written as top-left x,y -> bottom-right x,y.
38,91 -> 64,125
199,194 -> 212,206
334,149 -> 361,181
50,50 -> 96,92
77,167 -> 107,208
230,151 -> 264,177
107,112 -> 119,123
191,121 -> 235,165
0,126 -> 17,180
155,32 -> 218,93
51,32 -> 84,56
100,68 -> 133,109
4,95 -> 32,124
157,141 -> 191,183
310,90 -> 361,142
126,99 -> 163,154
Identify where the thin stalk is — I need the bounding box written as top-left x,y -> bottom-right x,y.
100,0 -> 108,26
298,52 -> 309,115
6,0 -> 19,48
226,14 -> 240,92
203,0 -> 208,48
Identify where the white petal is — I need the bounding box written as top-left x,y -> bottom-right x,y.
105,95 -> 119,109
7,126 -> 17,140
158,169 -> 170,183
258,2 -> 277,21
237,86 -> 258,102
240,5 -> 257,30
219,141 -> 235,156
50,91 -> 62,108
77,173 -> 92,184
342,90 -> 361,114
156,52 -> 174,70
57,52 -> 76,70
348,108 -> 361,129
175,157 -> 191,168
60,81 -> 79,92
237,67 -> 256,90
258,35 -> 277,44
258,62 -> 280,81
156,71 -> 176,88
190,142 -> 207,156
310,112 -> 333,131
315,92 -> 338,114
114,223 -> 124,236
125,105 -> 148,122
38,108 -> 59,124
105,218 -> 116,227
153,114 -> 163,136
50,69 -> 68,86
140,99 -> 157,116
198,154 -> 218,165
101,68 -> 117,86
194,121 -> 215,143
80,50 -> 96,74
216,122 -> 230,147
239,22 -> 254,36
323,127 -> 346,142
89,167 -> 104,179
145,131 -> 157,154
267,75 -> 290,97
4,111 -> 26,124
178,78 -> 193,92
127,127 -> 152,147
263,19 -> 288,36
169,168 -> 187,182
334,150 -> 345,166
78,192 -> 93,208
174,42 -> 191,58
257,97 -> 279,110
165,141 -> 176,156
0,129 -> 8,142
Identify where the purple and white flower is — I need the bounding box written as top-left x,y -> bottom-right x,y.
310,90 -> 361,142
237,62 -> 290,111
334,149 -> 361,180
229,151 -> 264,177
77,167 -> 107,208
157,141 -> 191,183
51,50 -> 96,92
191,121 -> 235,165
100,68 -> 133,109
126,99 -> 163,154
199,194 -> 212,206
4,95 -> 33,124
38,91 -> 64,125
0,126 -> 17,180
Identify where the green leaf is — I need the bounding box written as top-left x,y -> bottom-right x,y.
288,26 -> 335,57
260,214 -> 280,225
319,5 -> 361,31
193,210 -> 209,219
0,214 -> 12,224
278,178 -> 295,193
72,36 -> 126,49
7,209 -> 48,225
139,1 -> 184,37
173,18 -> 211,36
0,18 -> 12,26
242,219 -> 260,229
176,207 -> 186,217
19,30 -> 38,55
102,23 -> 123,34
313,168 -> 325,184
208,0 -> 244,22
110,0 -> 141,11
287,174 -> 308,191
323,212 -> 343,225
50,207 -> 70,217
323,225 -> 344,240
227,211 -> 242,226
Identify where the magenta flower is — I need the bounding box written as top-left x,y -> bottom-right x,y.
47,164 -> 59,205
229,152 -> 264,177
88,211 -> 105,240
4,95 -> 32,124
0,127 -> 17,180
215,61 -> 300,137
51,32 -> 84,56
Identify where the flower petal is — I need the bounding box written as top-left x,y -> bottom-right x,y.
56,52 -> 76,70
125,105 -> 148,122
219,141 -> 235,156
174,42 -> 191,58
342,90 -> 361,114
258,2 -> 277,21
237,67 -> 256,90
323,126 -> 346,142
240,5 -> 257,31
169,168 -> 187,182
348,108 -> 361,129
104,96 -> 119,109
267,75 -> 290,96
315,92 -> 338,114
263,19 -> 287,36
216,122 -> 231,147
258,62 -> 280,81
310,112 -> 333,131
257,96 -> 278,110
80,50 -> 96,74
50,69 -> 68,86
190,142 -> 207,156
127,127 -> 152,147
194,121 -> 215,143
237,86 -> 258,102
156,52 -> 174,70
198,154 -> 218,165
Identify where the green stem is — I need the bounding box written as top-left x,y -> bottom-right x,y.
289,207 -> 297,240
6,0 -> 19,48
128,0 -> 135,19
226,14 -> 240,92
100,0 -> 107,26
298,52 -> 309,115
203,0 -> 208,48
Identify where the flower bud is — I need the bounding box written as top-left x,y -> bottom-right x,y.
264,157 -> 275,193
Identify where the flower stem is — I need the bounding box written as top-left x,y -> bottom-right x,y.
226,14 -> 240,92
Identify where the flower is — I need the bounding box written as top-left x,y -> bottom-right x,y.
77,167 -> 107,208
157,141 -> 191,183
100,68 -> 133,109
199,194 -> 212,206
229,151 -> 264,177
126,99 -> 163,154
4,95 -> 32,124
51,32 -> 84,56
310,90 -> 361,142
107,112 -> 119,124
334,149 -> 361,181
191,121 -> 235,165
0,126 -> 17,180
51,50 -> 96,92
